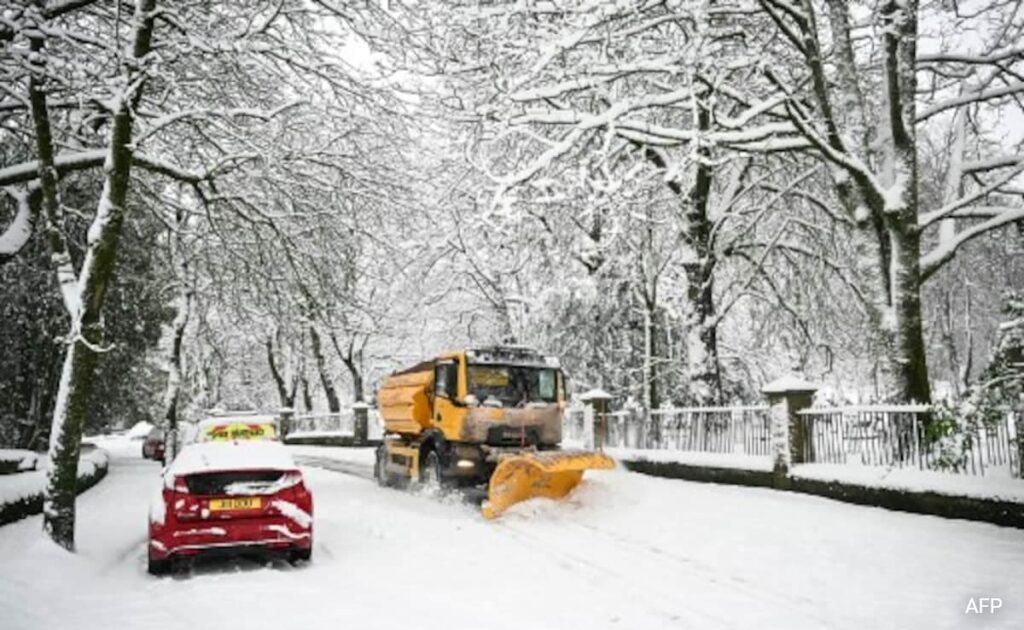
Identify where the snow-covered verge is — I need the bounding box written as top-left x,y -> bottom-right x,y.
0,449 -> 40,474
792,463 -> 1024,503
607,447 -> 775,471
3,449 -> 1020,630
606,447 -> 1024,504
0,447 -> 110,526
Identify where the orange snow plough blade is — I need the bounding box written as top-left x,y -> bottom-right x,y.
481,450 -> 615,519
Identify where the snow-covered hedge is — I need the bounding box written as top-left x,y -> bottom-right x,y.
0,448 -> 110,526
0,449 -> 40,475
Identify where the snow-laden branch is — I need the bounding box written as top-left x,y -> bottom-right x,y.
43,0 -> 101,19
919,159 -> 1024,228
135,100 -> 305,144
920,205 -> 1024,279
963,155 -> 1024,174
510,58 -> 688,102
715,219 -> 790,325
778,95 -> 885,196
0,150 -> 233,187
619,119 -> 802,149
917,45 -> 1024,65
0,187 -> 34,260
0,150 -> 106,187
918,82 -> 1024,121
716,93 -> 790,130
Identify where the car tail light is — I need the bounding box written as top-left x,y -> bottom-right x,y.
279,471 -> 303,490
173,476 -> 189,494
170,476 -> 202,520
282,471 -> 310,503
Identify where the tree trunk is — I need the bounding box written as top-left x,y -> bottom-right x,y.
43,336 -> 100,548
308,326 -> 340,412
343,357 -> 365,403
41,0 -> 159,549
638,128 -> 722,405
266,335 -> 296,408
887,222 -> 932,403
301,376 -> 314,412
162,208 -> 191,461
681,109 -> 722,404
642,294 -> 659,410
330,332 -> 365,403
162,280 -> 191,461
877,0 -> 931,404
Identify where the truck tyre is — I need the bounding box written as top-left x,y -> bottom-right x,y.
420,450 -> 445,493
374,445 -> 390,488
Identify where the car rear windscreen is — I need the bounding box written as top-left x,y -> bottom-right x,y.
184,470 -> 284,495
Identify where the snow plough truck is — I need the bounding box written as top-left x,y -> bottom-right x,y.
375,346 -> 614,518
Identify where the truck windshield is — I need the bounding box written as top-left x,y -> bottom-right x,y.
467,365 -> 558,406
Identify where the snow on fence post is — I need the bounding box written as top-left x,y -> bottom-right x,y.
580,389 -> 613,451
761,376 -> 819,484
352,402 -> 369,445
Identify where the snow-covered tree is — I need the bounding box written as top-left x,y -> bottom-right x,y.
742,0 -> 1024,402
414,0 -> 1024,404
0,0 -> 421,549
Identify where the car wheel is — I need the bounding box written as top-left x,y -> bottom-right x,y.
147,552 -> 170,576
289,547 -> 312,564
420,450 -> 445,493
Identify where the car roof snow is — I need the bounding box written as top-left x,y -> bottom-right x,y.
167,440 -> 296,477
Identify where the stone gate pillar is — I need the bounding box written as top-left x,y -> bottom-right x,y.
580,389 -> 613,451
352,401 -> 369,445
761,376 -> 818,484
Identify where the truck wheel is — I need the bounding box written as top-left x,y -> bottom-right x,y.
420,450 -> 445,493
374,445 -> 390,487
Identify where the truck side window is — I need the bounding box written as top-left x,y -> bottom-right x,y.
435,361 -> 458,399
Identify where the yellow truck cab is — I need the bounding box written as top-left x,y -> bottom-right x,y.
376,346 -> 613,517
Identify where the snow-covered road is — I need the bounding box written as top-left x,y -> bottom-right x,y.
1,441 -> 1021,630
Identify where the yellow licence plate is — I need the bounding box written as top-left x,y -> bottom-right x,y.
209,497 -> 262,511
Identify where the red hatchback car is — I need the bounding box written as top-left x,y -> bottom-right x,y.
148,440 -> 313,574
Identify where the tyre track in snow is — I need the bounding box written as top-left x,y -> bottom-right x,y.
493,516 -> 857,630
493,519 -> 735,628
82,454 -> 158,575
298,458 -> 715,627
298,454 -> 872,627
296,454 -> 844,627
541,519 -> 858,630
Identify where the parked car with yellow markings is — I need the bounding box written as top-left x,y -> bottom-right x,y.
147,416 -> 311,575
